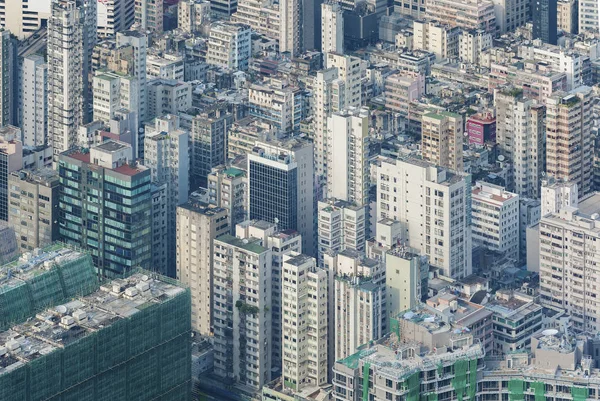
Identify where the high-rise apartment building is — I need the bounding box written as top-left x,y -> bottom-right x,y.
280,0 -> 302,56
248,138 -> 315,256
21,55 -> 47,147
413,20 -> 460,61
232,0 -> 280,40
58,141 -> 152,276
8,168 -> 59,252
494,88 -> 546,198
546,87 -> 594,197
313,68 -> 343,178
321,2 -> 343,54
539,193 -> 600,332
421,111 -> 464,172
48,0 -> 96,158
147,79 -> 192,120
176,201 -> 228,335
324,53 -> 362,109
248,80 -> 304,134
578,0 -> 597,33
235,220 -> 302,378
144,115 -> 190,277
0,0 -> 50,39
532,0 -> 558,44
190,107 -> 231,189
557,0 -> 577,33
540,177 -> 578,216
377,157 -> 472,279
208,165 -> 247,233
385,249 -> 427,317
97,0 -> 136,38
281,254 -> 328,391
317,199 -> 367,264
324,250 -> 386,361
327,109 -> 370,205
212,234 -> 272,389
207,22 -> 252,71
471,182 -> 520,261
116,31 -> 148,158
178,0 -> 210,33
135,0 -> 163,33
0,126 -> 23,222
92,71 -> 140,126
425,0 -> 496,32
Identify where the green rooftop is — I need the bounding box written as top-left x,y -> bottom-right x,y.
216,234 -> 267,254
223,167 -> 245,178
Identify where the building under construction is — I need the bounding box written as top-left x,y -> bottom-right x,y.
0,244 -> 192,400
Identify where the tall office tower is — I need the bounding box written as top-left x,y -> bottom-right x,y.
208,165 -> 247,234
281,254 -> 329,391
533,0 -> 558,44
190,107 -> 231,189
538,193 -> 600,332
0,29 -> 15,127
1,0 -> 50,39
8,169 -> 59,252
471,182 -> 520,261
280,0 -> 302,56
327,109 -> 370,205
206,22 -> 252,71
144,115 -> 190,277
546,87 -> 594,197
323,250 -> 385,360
178,0 -> 210,33
176,201 -> 228,335
421,111 -> 464,172
135,0 -> 163,33
377,157 -> 472,279
58,141 -> 152,277
385,249 -> 427,318
494,88 -> 546,198
0,126 -> 23,222
210,0 -> 237,18
213,235 -> 272,389
235,220 -> 302,378
248,138 -> 316,256
317,199 -> 366,265
540,177 -> 578,216
0,249 -> 192,401
21,55 -> 48,147
97,0 -> 136,38
324,53 -> 362,108
48,0 -> 96,158
321,2 -> 343,54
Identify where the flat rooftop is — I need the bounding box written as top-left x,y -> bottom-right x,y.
94,141 -> 129,153
215,234 -> 267,254
0,272 -> 185,376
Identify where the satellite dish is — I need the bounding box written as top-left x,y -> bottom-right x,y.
542,329 -> 559,336
498,155 -> 505,162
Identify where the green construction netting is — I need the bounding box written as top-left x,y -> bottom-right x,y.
428,392 -> 438,401
452,359 -> 468,401
572,386 -> 589,401
531,381 -> 545,401
362,362 -> 371,401
0,253 -> 98,331
508,379 -> 525,401
468,358 -> 477,401
0,273 -> 191,401
437,362 -> 444,377
390,317 -> 401,340
405,372 -> 420,401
